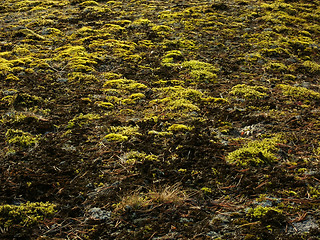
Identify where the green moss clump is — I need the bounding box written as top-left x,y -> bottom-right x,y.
54,45 -> 97,72
168,124 -> 193,132
109,126 -> 141,137
264,62 -> 287,73
130,18 -> 152,28
182,60 -> 218,83
148,130 -> 173,137
247,205 -> 282,219
5,129 -> 40,148
201,187 -> 212,194
230,84 -> 269,99
0,58 -> 13,75
302,60 -> 320,73
18,28 -> 45,40
121,151 -> 158,164
80,1 -> 99,7
166,98 -> 200,112
67,113 -> 101,129
0,202 -> 56,228
129,93 -> 145,100
5,74 -> 19,81
68,72 -> 98,84
278,84 -> 320,101
103,79 -> 147,92
95,101 -> 114,109
149,86 -> 207,118
161,50 -> 184,67
226,136 -> 282,167
104,133 -> 128,142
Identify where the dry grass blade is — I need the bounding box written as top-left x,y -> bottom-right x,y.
147,183 -> 190,204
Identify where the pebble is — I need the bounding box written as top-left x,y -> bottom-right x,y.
88,207 -> 112,220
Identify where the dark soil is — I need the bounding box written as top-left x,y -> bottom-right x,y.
1,0 -> 320,239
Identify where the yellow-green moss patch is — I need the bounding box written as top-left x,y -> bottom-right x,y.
0,202 -> 56,228
278,84 -> 320,101
230,84 -> 269,99
226,136 -> 282,167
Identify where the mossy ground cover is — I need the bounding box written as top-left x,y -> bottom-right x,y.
1,0 -> 320,239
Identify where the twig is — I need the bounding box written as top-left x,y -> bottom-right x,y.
237,221 -> 261,228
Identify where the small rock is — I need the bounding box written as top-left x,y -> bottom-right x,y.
302,81 -> 310,88
179,217 -> 194,223
288,216 -> 318,234
3,89 -> 18,95
88,207 -> 111,220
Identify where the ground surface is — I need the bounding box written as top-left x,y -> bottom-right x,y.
1,0 -> 320,239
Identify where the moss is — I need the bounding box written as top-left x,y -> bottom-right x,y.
0,58 -> 13,75
0,202 -> 56,228
109,126 -> 141,137
230,84 -> 269,99
129,93 -> 145,100
103,79 -> 147,92
149,86 -> 206,117
130,18 -> 152,28
201,187 -> 212,194
95,101 -> 114,109
1,111 -> 40,125
18,28 -> 45,40
247,205 -> 282,219
67,113 -> 101,129
88,39 -> 136,58
120,151 -> 158,164
104,133 -> 128,142
148,130 -> 173,137
152,24 -> 173,37
226,136 -> 282,167
1,96 -> 16,106
161,50 -> 184,67
68,72 -> 98,84
264,62 -> 287,73
302,60 -> 320,73
5,129 -> 40,148
182,60 -> 219,83
168,124 -> 193,132
309,186 -> 320,199
245,52 -> 262,62
162,98 -> 200,112
201,97 -> 229,104
54,45 -> 97,72
80,1 -> 99,7
278,84 -> 320,101
103,72 -> 122,80
5,74 -> 19,81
